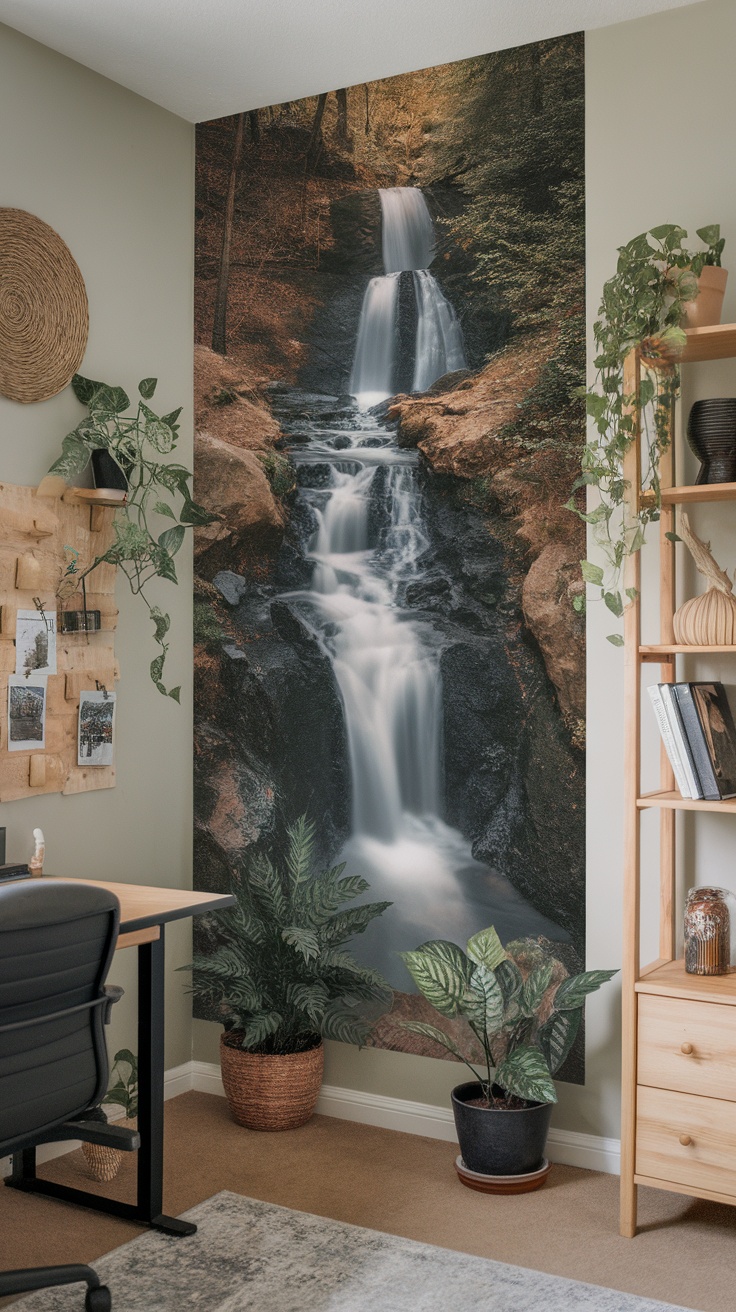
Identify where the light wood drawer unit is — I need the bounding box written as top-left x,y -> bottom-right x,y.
636,1085 -> 736,1195
638,994 -> 736,1100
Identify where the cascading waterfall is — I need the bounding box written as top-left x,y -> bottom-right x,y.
350,187 -> 467,408
282,185 -> 567,982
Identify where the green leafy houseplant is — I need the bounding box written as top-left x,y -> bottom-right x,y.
103,1048 -> 138,1119
49,374 -> 215,698
569,224 -> 725,644
399,926 -> 616,1105
187,817 -> 393,1054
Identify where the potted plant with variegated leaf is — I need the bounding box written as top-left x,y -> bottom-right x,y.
82,1048 -> 138,1183
399,927 -> 616,1188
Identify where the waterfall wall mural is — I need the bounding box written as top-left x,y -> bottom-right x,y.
193,34 -> 587,1080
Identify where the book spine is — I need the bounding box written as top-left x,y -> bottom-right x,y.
647,685 -> 692,798
660,684 -> 704,799
673,684 -> 720,801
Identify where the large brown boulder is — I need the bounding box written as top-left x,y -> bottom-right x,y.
522,542 -> 585,731
194,431 -> 284,576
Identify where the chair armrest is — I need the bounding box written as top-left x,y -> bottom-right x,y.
103,984 -> 124,1023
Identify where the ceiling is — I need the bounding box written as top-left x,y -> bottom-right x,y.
0,0 -> 702,123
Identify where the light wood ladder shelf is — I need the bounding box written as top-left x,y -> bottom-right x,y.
620,323 -> 736,1237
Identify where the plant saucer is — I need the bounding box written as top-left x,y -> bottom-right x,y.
454,1155 -> 551,1195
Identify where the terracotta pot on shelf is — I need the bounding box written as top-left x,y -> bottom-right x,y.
219,1032 -> 324,1131
681,265 -> 728,329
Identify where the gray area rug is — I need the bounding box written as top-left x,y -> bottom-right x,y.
18,1190 -> 693,1311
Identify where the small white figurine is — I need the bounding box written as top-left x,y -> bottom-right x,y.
29,827 -> 45,876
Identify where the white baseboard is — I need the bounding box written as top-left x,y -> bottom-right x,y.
1,1060 -> 621,1180
189,1060 -> 621,1176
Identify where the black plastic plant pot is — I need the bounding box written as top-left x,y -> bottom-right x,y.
451,1081 -> 553,1176
91,448 -> 129,492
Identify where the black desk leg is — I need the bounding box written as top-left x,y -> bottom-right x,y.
137,928 -> 196,1238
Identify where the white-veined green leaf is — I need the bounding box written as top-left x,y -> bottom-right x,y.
495,1044 -> 557,1104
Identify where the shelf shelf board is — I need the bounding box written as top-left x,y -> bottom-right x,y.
640,644 -> 736,657
637,789 -> 736,813
640,482 -> 736,507
636,958 -> 736,1005
679,323 -> 736,364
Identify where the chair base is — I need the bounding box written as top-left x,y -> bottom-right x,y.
0,1263 -> 111,1311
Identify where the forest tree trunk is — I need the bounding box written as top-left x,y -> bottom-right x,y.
212,112 -> 245,356
249,110 -> 261,145
305,93 -> 328,172
335,89 -> 352,149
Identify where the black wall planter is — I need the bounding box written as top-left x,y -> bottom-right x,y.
451,1081 -> 553,1176
91,449 -> 129,492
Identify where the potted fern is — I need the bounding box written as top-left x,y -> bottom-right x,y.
187,817 -> 393,1131
399,927 -> 616,1187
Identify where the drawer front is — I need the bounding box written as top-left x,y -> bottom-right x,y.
637,1085 -> 736,1194
638,993 -> 736,1100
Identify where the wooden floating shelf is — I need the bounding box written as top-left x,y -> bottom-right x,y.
636,958 -> 736,1005
65,488 -> 127,507
637,789 -> 736,813
640,482 -> 736,508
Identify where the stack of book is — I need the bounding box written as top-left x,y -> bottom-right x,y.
648,681 -> 736,801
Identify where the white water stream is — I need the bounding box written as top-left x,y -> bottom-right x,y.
350,187 -> 467,408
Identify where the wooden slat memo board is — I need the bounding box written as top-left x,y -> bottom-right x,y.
0,482 -> 119,801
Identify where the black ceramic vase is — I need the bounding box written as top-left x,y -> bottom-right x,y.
451,1081 -> 553,1176
687,399 -> 736,485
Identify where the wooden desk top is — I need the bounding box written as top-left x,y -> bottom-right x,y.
54,878 -> 234,951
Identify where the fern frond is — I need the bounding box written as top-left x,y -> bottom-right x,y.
285,815 -> 316,888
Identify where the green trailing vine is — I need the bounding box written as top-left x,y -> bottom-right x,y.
50,374 -> 215,698
568,224 -> 724,644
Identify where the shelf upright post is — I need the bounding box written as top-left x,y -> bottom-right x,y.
658,371 -> 677,961
620,346 -> 642,1238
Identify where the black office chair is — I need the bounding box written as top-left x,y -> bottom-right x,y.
0,879 -> 140,1312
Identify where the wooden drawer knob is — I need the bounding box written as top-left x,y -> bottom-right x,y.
681,1043 -> 694,1055
679,1133 -> 693,1146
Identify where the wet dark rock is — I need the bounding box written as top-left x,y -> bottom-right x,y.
425,369 -> 473,395
321,190 -> 383,275
404,577 -> 451,607
296,462 -> 332,488
212,570 -> 248,607
332,435 -> 351,450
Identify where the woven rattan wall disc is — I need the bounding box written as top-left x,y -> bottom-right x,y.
0,209 -> 89,404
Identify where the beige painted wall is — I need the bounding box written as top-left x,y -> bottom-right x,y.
197,0 -> 736,1143
5,0 -> 733,1147
0,23 -> 196,1068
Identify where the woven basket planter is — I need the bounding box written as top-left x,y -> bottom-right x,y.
220,1033 -> 324,1131
81,1117 -> 136,1182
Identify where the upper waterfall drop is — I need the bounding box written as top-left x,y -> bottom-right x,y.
350,187 -> 467,409
379,187 -> 436,273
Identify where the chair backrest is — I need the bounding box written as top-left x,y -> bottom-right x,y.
0,880 -> 120,1155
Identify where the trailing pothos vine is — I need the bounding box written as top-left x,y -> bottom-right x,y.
568,224 -> 724,644
50,374 -> 214,699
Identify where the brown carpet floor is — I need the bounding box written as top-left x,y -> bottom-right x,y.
2,1091 -> 735,1312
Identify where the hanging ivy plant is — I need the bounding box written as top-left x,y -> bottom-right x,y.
50,374 -> 215,699
568,224 -> 724,644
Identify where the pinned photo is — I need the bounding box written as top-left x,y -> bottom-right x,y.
78,690 -> 116,767
15,607 -> 57,678
8,675 -> 47,751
